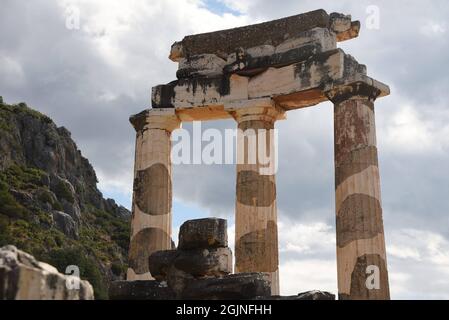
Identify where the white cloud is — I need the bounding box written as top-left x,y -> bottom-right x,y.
380,103 -> 449,155
420,21 -> 446,37
0,56 -> 25,86
279,220 -> 335,254
280,259 -> 337,295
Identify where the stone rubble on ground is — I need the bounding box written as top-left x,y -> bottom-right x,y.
0,245 -> 94,300
110,218 -> 334,300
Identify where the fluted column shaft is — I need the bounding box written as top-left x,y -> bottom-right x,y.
233,104 -> 284,295
329,84 -> 390,300
127,109 -> 180,280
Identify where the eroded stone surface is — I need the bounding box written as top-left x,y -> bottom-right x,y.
133,163 -> 171,216
336,194 -> 383,247
128,227 -> 171,275
169,9 -> 358,60
0,246 -> 93,300
178,218 -> 227,250
236,171 -> 276,207
109,280 -> 175,300
262,290 -> 335,300
235,221 -> 279,273
339,254 -> 390,300
181,273 -> 271,300
149,247 -> 232,280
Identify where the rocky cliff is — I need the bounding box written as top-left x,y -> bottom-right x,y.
0,96 -> 130,299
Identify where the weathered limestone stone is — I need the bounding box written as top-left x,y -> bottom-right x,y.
109,280 -> 175,300
152,50 -> 387,114
178,218 -> 228,250
232,103 -> 284,296
260,290 -> 335,300
0,246 -> 93,300
199,28 -> 337,78
149,247 -> 232,280
127,108 -> 181,281
174,247 -> 232,277
329,13 -> 360,42
327,82 -> 390,300
181,273 -> 271,300
166,265 -> 195,297
51,211 -> 79,239
169,9 -> 359,61
177,54 -> 227,79
148,249 -> 179,281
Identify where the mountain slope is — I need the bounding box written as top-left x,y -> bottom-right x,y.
0,96 -> 130,299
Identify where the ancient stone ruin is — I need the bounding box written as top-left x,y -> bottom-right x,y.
127,9 -> 390,300
111,218 -> 334,300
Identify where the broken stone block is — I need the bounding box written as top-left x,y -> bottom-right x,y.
178,218 -> 227,250
263,290 -> 335,300
149,249 -> 178,281
109,280 -> 175,300
177,54 -> 227,79
0,245 -> 93,300
329,13 -> 360,42
223,28 -> 337,76
181,273 -> 271,300
297,290 -> 335,300
169,9 -> 359,61
174,247 -> 232,277
166,265 -> 195,297
150,247 -> 232,280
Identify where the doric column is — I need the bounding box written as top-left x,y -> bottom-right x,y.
231,101 -> 285,296
327,82 -> 390,300
127,108 -> 180,280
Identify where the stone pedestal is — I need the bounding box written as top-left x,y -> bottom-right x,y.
232,103 -> 285,296
127,108 -> 180,280
328,83 -> 390,300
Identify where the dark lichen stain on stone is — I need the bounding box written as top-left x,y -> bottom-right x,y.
339,254 -> 390,300
129,110 -> 149,133
335,145 -> 378,187
237,170 -> 276,207
152,82 -> 177,108
225,44 -> 320,77
235,221 -> 278,273
179,9 -> 330,57
334,99 -> 375,165
329,82 -> 381,104
336,193 -> 383,247
129,227 -> 171,275
134,163 -> 171,215
46,273 -> 59,290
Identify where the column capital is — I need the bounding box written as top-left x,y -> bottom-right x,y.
226,98 -> 286,124
325,75 -> 390,104
130,108 -> 181,133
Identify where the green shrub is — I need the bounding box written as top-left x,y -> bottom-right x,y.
37,189 -> 53,204
47,247 -> 108,299
0,180 -> 28,219
52,200 -> 63,211
54,180 -> 74,203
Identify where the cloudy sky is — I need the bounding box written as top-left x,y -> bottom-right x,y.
1,0 -> 449,299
